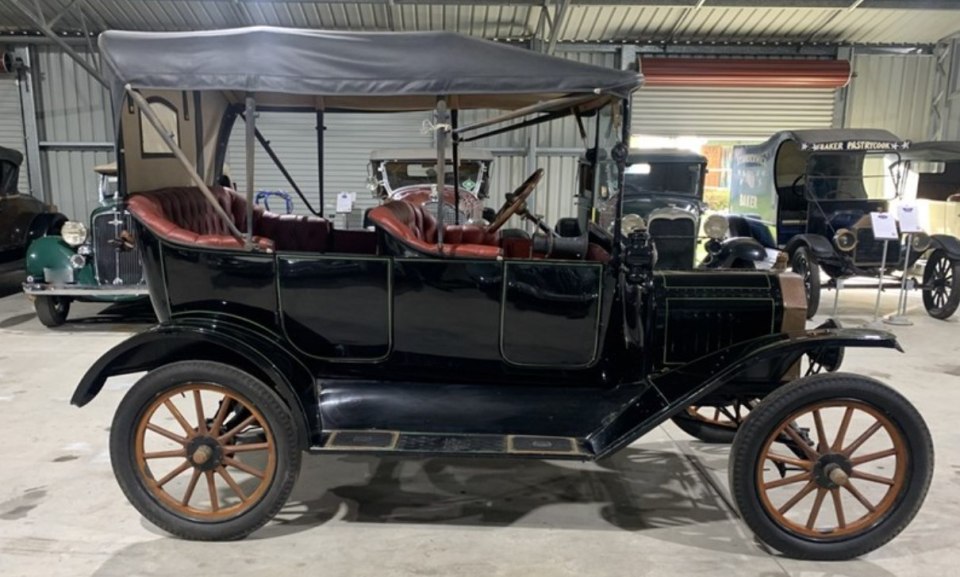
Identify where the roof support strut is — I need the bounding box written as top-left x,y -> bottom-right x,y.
125,85 -> 246,245
244,95 -> 256,251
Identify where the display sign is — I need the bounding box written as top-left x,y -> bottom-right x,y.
870,212 -> 899,240
800,140 -> 910,152
336,191 -> 355,213
897,204 -> 923,234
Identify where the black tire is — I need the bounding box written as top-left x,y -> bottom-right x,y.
921,250 -> 959,320
790,247 -> 820,319
730,373 -> 933,560
34,296 -> 70,327
110,361 -> 301,541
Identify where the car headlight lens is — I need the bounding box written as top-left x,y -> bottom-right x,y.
704,214 -> 728,240
911,231 -> 932,253
61,221 -> 88,247
620,213 -> 646,236
834,228 -> 857,252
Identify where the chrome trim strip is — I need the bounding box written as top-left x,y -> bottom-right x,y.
22,283 -> 147,297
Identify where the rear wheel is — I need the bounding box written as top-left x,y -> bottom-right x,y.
791,247 -> 820,319
672,399 -> 755,444
110,361 -> 300,540
34,296 -> 70,327
730,373 -> 933,560
922,250 -> 959,320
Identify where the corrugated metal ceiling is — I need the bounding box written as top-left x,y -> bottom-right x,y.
0,1 -> 958,45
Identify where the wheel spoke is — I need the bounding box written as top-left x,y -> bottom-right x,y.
831,488 -> 846,529
164,400 -> 195,437
850,447 -> 897,466
217,414 -> 257,444
842,421 -> 883,457
763,471 -> 810,490
181,468 -> 201,506
193,390 -> 207,435
850,470 -> 895,486
205,470 -> 219,512
766,452 -> 814,470
831,407 -> 854,452
222,442 -> 271,454
843,480 -> 876,513
146,423 -> 187,445
806,488 -> 827,529
781,424 -> 819,461
223,456 -> 265,479
143,449 -> 187,459
778,480 -> 817,515
812,409 -> 828,453
155,460 -> 192,487
209,395 -> 233,437
217,466 -> 247,501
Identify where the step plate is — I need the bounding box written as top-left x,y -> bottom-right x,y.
319,430 -> 587,458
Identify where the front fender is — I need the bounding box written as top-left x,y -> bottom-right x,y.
929,234 -> 960,260
26,212 -> 68,243
785,234 -> 838,261
72,321 -> 316,447
706,237 -> 766,268
589,327 -> 900,457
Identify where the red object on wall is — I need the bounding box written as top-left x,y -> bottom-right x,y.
639,58 -> 852,89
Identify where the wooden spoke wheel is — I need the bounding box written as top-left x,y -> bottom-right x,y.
922,250 -> 960,320
672,399 -> 756,444
111,361 -> 300,541
730,373 -> 933,560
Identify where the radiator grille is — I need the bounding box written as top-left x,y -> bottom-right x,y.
92,211 -> 143,286
649,217 -> 697,270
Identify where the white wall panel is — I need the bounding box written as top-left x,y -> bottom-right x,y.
0,73 -> 27,193
844,52 -> 936,141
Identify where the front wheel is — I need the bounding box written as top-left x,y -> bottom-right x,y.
110,361 -> 301,540
922,250 -> 959,319
729,373 -> 933,560
34,296 -> 71,327
791,247 -> 821,319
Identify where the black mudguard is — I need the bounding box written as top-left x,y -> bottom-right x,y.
930,234 -> 960,261
705,236 -> 766,269
71,320 -> 316,447
26,212 -> 68,244
785,234 -> 837,261
588,326 -> 900,457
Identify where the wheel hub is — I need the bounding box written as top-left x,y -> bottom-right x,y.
186,436 -> 223,471
812,453 -> 852,489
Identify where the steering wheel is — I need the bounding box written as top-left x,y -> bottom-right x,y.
486,169 -> 544,234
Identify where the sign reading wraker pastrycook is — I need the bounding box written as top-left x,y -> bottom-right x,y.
800,140 -> 911,152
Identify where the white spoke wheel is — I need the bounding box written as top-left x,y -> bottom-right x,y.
110,361 -> 300,540
729,373 -> 933,560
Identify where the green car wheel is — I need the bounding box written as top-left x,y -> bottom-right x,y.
35,296 -> 71,327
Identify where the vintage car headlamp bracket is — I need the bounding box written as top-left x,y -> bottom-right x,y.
833,228 -> 858,252
61,221 -> 88,247
911,231 -> 932,253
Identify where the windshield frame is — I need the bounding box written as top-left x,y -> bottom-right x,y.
802,150 -> 903,202
377,158 -> 488,197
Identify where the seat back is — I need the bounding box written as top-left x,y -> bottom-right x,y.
367,200 -> 501,259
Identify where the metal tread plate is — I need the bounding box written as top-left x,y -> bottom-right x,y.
318,430 -> 588,458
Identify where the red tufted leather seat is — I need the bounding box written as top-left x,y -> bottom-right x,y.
128,186 -> 331,252
367,200 -> 501,259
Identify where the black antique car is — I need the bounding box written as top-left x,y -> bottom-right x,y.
72,28 -> 932,560
0,146 -> 67,271
599,149 -> 767,270
729,129 -> 960,319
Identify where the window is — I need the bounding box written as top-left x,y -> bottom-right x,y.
140,98 -> 179,157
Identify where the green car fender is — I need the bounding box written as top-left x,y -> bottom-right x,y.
24,236 -> 97,285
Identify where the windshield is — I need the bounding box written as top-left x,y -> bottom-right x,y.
805,153 -> 900,201
624,162 -> 703,198
382,160 -> 485,194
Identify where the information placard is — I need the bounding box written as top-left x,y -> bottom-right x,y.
870,212 -> 899,240
897,204 -> 923,233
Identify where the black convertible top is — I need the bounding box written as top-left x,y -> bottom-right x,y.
99,27 -> 642,111
0,146 -> 23,167
899,141 -> 960,162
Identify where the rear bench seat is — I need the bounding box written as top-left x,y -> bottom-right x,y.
127,185 -> 331,252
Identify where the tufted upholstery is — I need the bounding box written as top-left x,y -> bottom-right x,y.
368,200 -> 501,259
127,186 -> 331,252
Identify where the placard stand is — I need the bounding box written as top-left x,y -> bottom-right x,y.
831,278 -> 844,319
865,211 -> 900,330
865,240 -> 890,330
884,233 -> 913,326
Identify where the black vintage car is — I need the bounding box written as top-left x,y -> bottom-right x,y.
729,129 -> 960,319
72,28 -> 932,560
599,149 -> 766,270
0,146 -> 67,271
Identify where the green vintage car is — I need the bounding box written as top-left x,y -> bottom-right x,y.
22,163 -> 147,327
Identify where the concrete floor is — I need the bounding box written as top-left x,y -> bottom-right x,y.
0,281 -> 958,577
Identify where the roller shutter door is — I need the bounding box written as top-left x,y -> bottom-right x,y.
632,86 -> 837,139
0,74 -> 27,192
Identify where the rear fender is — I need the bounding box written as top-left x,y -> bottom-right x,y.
785,234 -> 837,261
929,234 -> 960,261
588,327 -> 900,458
71,322 -> 316,448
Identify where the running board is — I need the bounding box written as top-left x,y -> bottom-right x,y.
313,430 -> 591,459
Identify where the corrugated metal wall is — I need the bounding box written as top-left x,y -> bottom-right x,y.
0,73 -> 28,192
844,52 -> 936,141
33,46 -> 114,220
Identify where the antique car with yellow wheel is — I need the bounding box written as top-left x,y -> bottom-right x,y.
71,27 -> 933,560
